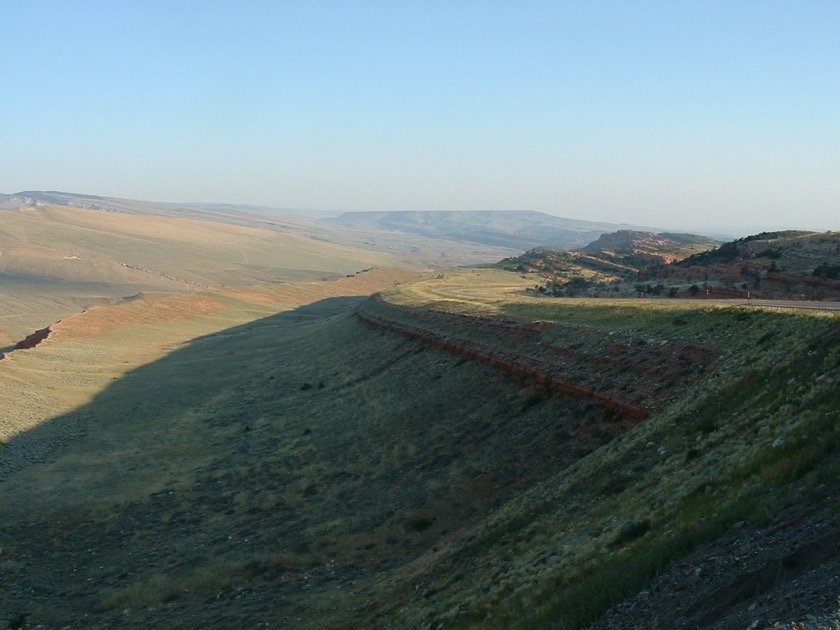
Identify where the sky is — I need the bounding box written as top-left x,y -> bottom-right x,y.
1,1 -> 838,233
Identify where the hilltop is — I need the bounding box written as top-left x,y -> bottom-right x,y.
673,230 -> 840,299
581,229 -> 720,262
501,229 -> 840,301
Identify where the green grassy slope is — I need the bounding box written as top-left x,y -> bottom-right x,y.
1,269 -> 839,628
362,270 -> 840,627
0,290 -> 626,628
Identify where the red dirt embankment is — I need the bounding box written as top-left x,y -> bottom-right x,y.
356,295 -> 701,428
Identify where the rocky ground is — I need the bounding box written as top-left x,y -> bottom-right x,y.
590,471 -> 840,630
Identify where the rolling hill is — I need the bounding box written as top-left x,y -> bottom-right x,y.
0,191 -> 532,269
2,192 -> 580,349
4,192 -> 623,267
0,202 -> 400,348
501,229 -> 840,301
324,210 -> 654,251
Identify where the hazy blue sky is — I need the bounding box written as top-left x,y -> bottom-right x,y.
1,1 -> 837,233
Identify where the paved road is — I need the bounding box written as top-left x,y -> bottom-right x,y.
741,299 -> 840,311
635,297 -> 840,312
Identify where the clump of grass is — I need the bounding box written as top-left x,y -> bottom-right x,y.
101,560 -> 248,611
519,387 -> 545,411
610,519 -> 651,547
9,613 -> 31,630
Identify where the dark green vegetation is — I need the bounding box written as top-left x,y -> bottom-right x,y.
679,230 -> 821,266
497,230 -> 720,297
3,268 -> 839,628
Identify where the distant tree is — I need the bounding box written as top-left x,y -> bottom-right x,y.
757,248 -> 783,259
564,277 -> 592,296
689,284 -> 700,297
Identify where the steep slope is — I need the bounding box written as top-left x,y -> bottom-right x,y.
1,272 -> 630,628
2,269 -> 839,629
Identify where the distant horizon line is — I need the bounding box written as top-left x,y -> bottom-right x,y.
1,189 -> 833,239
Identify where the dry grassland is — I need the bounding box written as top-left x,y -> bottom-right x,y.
0,268 -> 415,477
0,205 -> 404,345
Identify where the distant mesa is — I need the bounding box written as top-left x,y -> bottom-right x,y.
324,210 -> 659,251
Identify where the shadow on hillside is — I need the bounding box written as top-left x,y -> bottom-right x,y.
0,295 -> 367,481
0,289 -> 634,628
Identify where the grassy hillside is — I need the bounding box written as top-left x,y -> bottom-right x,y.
1,191 -> 546,269
0,196 -> 546,347
0,268 -> 415,461
0,204 -> 401,346
2,268 -> 838,628
0,204 -> 398,287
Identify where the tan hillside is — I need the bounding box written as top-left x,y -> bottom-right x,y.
0,267 -> 415,457
0,204 -> 400,287
0,205 -> 401,347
